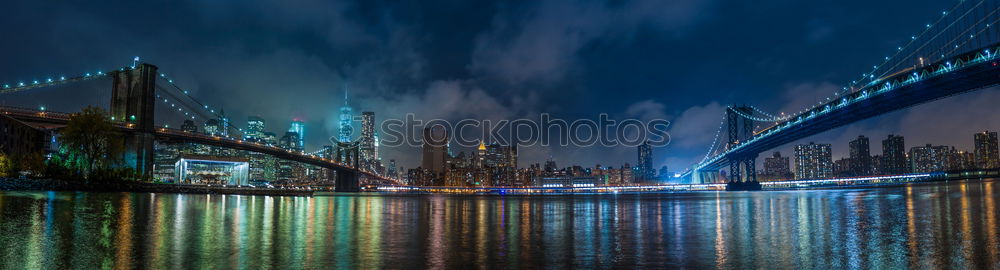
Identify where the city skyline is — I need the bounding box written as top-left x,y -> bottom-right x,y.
7,0 -> 1000,172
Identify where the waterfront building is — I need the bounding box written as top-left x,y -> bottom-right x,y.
794,142 -> 833,179
909,144 -> 952,173
849,135 -> 872,176
763,151 -> 791,181
637,141 -> 654,182
422,126 -> 449,175
882,135 -> 908,174
974,131 -> 999,169
948,149 -> 976,171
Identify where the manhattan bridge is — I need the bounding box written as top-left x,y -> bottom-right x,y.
681,0 -> 1000,190
4,0 -> 1000,192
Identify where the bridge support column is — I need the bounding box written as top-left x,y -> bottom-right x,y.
335,170 -> 359,192
110,63 -> 158,179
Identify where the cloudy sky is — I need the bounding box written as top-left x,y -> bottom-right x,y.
2,0 -> 998,172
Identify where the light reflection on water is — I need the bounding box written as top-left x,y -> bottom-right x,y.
0,180 -> 998,268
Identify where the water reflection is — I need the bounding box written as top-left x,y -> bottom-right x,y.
1,180 -> 999,268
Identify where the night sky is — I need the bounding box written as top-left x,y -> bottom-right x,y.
2,0 -> 997,172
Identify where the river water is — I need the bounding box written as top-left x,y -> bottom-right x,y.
0,179 -> 997,269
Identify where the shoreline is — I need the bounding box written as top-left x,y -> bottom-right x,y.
0,178 -> 314,196
3,175 -> 996,197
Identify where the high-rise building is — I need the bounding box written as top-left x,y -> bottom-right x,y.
881,135 -> 908,174
204,119 -> 221,136
794,142 -> 832,180
280,131 -> 301,152
422,126 -> 449,175
245,116 -> 265,142
910,144 -> 952,173
849,135 -> 872,176
338,90 -> 353,143
180,119 -> 198,133
637,141 -> 654,182
360,112 -> 377,170
387,159 -> 397,178
948,149 -> 976,171
833,158 -> 852,177
288,119 -> 305,151
218,109 -> 230,138
763,151 -> 790,181
974,131 -> 999,169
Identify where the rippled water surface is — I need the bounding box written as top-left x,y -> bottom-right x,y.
1,180 -> 998,269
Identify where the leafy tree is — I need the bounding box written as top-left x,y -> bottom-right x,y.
59,106 -> 124,177
0,152 -> 12,178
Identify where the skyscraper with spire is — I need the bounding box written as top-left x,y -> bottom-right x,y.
338,87 -> 354,143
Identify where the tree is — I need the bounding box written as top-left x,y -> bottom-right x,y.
59,106 -> 124,177
0,152 -> 12,178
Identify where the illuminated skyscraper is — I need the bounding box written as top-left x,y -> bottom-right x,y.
338,89 -> 354,143
974,131 -> 999,169
204,119 -> 221,136
289,119 -> 305,150
360,111 -> 377,170
245,116 -> 265,142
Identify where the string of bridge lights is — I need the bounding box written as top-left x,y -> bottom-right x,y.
717,2 -> 996,142
155,72 -> 245,135
0,69 -> 109,94
845,1 -> 973,93
698,111 -> 729,164
695,45 -> 1000,171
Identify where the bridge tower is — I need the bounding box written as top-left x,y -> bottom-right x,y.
332,141 -> 361,192
110,63 -> 158,179
725,106 -> 762,191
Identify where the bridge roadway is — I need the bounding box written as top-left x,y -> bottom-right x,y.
0,106 -> 395,183
695,45 -> 1000,173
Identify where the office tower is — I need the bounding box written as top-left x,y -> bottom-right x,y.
910,144 -> 952,173
180,119 -> 198,133
360,112 -> 376,169
422,126 -> 449,174
262,132 -> 278,146
849,135 -> 872,176
280,131 -> 301,152
218,108 -> 230,137
289,119 -> 305,150
763,151 -> 790,181
204,119 -> 221,136
338,90 -> 353,142
637,141 -> 654,182
974,131 -> 999,169
882,135 -> 907,174
388,159 -> 397,178
794,142 -> 832,179
245,116 -> 265,142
